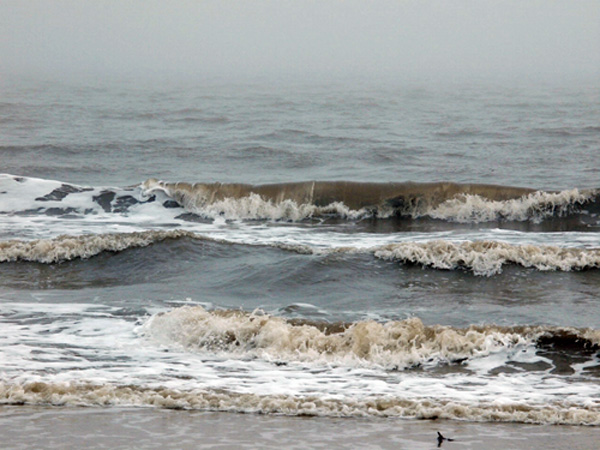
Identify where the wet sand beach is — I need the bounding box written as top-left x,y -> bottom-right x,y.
1,406 -> 599,450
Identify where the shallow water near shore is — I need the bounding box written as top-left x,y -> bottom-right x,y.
2,406 -> 600,450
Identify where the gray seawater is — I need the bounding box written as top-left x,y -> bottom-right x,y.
1,76 -> 600,443
3,76 -> 599,188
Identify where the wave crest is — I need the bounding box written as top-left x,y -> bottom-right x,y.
427,189 -> 594,223
142,306 -> 599,369
2,231 -> 599,277
187,194 -> 364,221
374,240 -> 600,276
0,230 -> 197,263
141,179 -> 598,223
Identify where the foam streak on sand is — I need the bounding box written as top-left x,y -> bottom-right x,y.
1,381 -> 599,425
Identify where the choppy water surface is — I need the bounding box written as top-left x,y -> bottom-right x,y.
1,77 -> 599,428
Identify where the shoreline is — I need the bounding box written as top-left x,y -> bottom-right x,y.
1,406 -> 599,450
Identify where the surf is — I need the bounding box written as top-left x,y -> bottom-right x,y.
142,305 -> 600,370
2,230 -> 599,277
2,174 -> 598,224
143,178 -> 599,223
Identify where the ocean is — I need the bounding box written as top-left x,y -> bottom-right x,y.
1,75 -> 599,449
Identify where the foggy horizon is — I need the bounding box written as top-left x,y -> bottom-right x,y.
1,0 -> 599,84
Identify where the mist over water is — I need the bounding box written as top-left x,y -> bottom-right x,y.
1,0 -> 599,82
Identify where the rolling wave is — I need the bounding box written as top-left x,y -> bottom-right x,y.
373,240 -> 600,276
143,178 -> 599,223
0,230 -> 198,263
1,174 -> 598,224
143,306 -> 600,369
1,230 -> 599,276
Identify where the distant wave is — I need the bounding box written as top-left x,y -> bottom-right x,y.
1,381 -> 598,425
2,231 -> 599,276
142,306 -> 600,369
142,179 -> 599,223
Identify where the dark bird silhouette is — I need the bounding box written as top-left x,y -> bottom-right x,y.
437,431 -> 454,447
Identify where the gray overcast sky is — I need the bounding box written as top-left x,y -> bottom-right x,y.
1,0 -> 599,82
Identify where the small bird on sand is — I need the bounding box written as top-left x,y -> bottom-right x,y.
437,431 -> 454,447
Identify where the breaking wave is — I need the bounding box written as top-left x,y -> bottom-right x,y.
1,174 -> 597,223
1,231 -> 599,276
373,240 -> 600,276
426,189 -> 594,222
5,306 -> 593,425
142,306 -> 600,369
141,178 -> 599,223
0,230 -> 198,263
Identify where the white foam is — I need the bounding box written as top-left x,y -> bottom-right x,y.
199,195 -> 366,221
0,230 -> 197,263
2,228 -> 599,277
427,189 -> 594,223
141,179 -> 368,221
2,381 -> 599,425
1,300 -> 598,425
141,178 -> 597,223
0,175 -> 53,210
373,240 -> 600,276
141,306 -> 584,369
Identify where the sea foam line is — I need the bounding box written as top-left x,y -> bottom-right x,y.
1,381 -> 598,425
